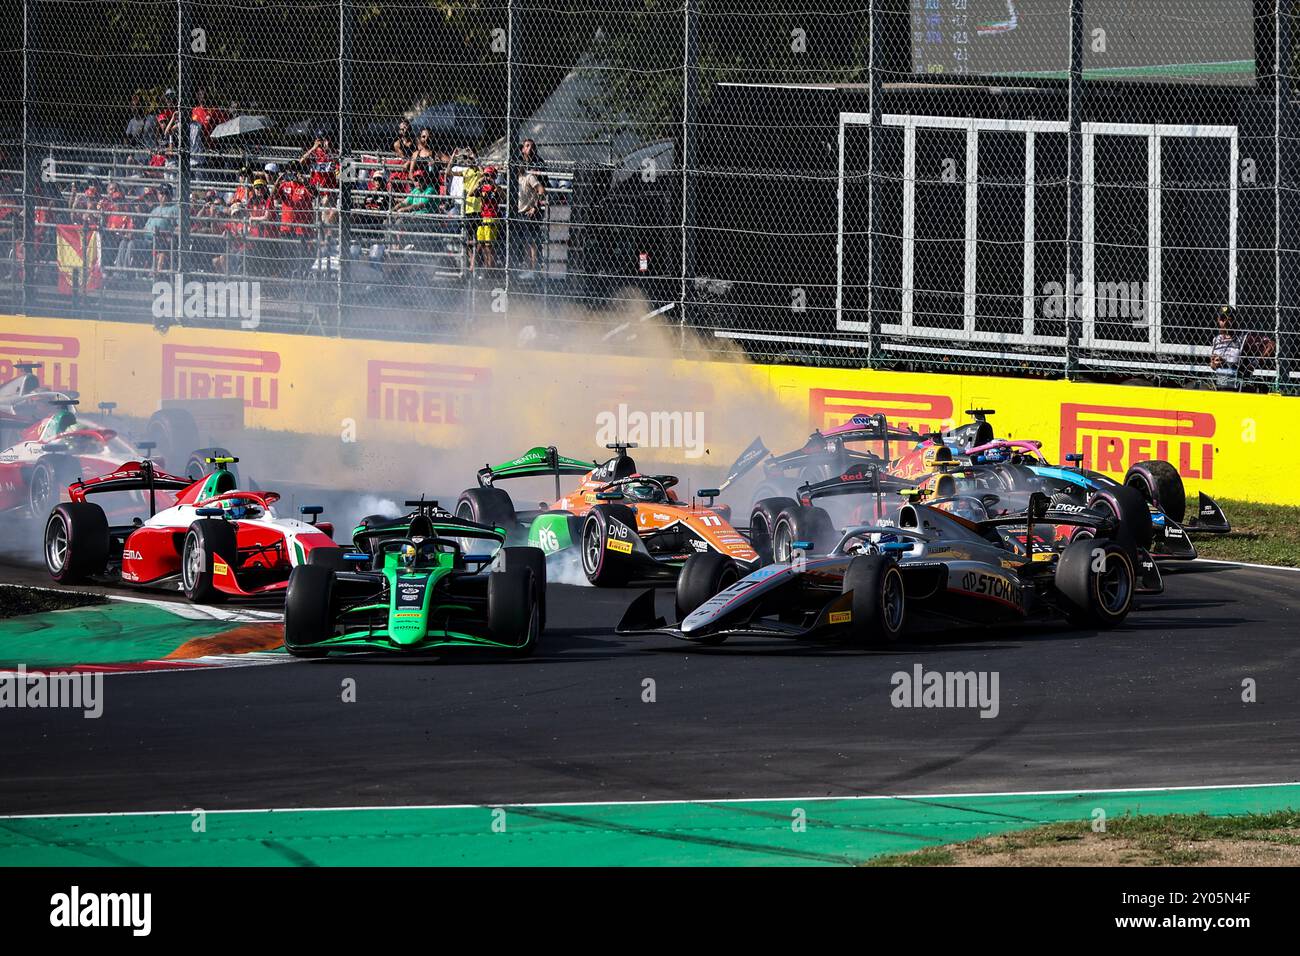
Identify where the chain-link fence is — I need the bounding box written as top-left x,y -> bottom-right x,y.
3,0 -> 1296,393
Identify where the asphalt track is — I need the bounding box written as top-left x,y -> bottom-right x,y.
0,559 -> 1297,817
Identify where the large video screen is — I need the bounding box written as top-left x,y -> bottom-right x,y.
911,0 -> 1257,86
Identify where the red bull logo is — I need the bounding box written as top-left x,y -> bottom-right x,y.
366,360 -> 489,424
1060,404 -> 1215,479
809,389 -> 954,434
0,334 -> 80,392
162,345 -> 279,409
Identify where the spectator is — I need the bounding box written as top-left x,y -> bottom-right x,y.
300,131 -> 339,225
1208,305 -> 1275,390
393,120 -> 416,161
475,166 -> 501,271
275,161 -> 317,277
516,163 -> 547,272
519,138 -> 546,176
363,169 -> 390,212
408,128 -> 438,177
125,94 -> 159,164
456,152 -> 483,271
101,181 -> 138,276
188,87 -> 228,166
392,167 -> 437,213
142,184 -> 179,277
262,161 -> 281,190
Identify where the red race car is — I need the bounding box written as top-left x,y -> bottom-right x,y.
44,456 -> 340,602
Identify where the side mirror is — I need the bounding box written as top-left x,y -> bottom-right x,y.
301,504 -> 323,525
697,487 -> 720,505
196,507 -> 223,517
1064,453 -> 1084,465
595,491 -> 624,501
791,540 -> 813,551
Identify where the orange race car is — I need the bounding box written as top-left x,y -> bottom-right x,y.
453,443 -> 761,586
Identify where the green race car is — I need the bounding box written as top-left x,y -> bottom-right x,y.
283,501 -> 545,657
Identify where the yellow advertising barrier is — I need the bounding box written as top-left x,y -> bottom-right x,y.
3,314 -> 1298,505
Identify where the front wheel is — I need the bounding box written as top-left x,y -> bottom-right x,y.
1124,459 -> 1186,524
842,554 -> 906,646
675,551 -> 740,643
284,564 -> 336,657
487,565 -> 541,656
1055,538 -> 1135,628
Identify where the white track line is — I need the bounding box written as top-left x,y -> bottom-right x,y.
2,780 -> 1297,821
1191,558 -> 1300,573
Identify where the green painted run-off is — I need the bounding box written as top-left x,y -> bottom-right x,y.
0,603 -> 237,668
2,784 -> 1297,867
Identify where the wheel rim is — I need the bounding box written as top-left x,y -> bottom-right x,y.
1096,554 -> 1132,614
182,533 -> 202,589
30,467 -> 52,513
582,521 -> 602,574
1125,474 -> 1153,504
45,518 -> 68,573
772,522 -> 792,563
881,567 -> 905,632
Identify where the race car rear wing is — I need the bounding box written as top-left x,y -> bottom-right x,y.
477,445 -> 594,498
70,459 -> 193,516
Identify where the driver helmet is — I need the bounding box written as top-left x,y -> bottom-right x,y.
400,543 -> 418,567
39,407 -> 78,442
624,482 -> 660,503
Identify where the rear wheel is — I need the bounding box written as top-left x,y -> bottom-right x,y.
771,505 -> 837,562
455,487 -> 518,536
145,408 -> 201,473
1055,538 -> 1135,628
28,454 -> 81,517
1124,460 -> 1185,524
44,502 -> 109,583
580,504 -> 638,586
181,518 -> 237,603
283,564 -> 336,657
675,551 -> 741,644
487,565 -> 540,655
184,447 -> 238,484
842,554 -> 906,646
748,496 -> 798,564
306,546 -> 348,570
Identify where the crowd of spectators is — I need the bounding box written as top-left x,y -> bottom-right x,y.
0,90 -> 555,297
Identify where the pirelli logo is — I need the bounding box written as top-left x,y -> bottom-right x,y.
828,610 -> 852,625
162,344 -> 279,409
1060,404 -> 1215,480
0,333 -> 80,392
606,537 -> 634,554
809,389 -> 954,435
366,360 -> 489,424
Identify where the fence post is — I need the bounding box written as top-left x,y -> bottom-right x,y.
867,0 -> 881,367
338,0 -> 353,331
503,0 -> 515,315
679,0 -> 698,341
1065,0 -> 1084,379
1278,0 -> 1296,392
21,0 -> 37,315
177,0 -> 191,287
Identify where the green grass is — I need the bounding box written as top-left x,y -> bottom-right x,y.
0,585 -> 106,619
869,811 -> 1300,866
1191,498 -> 1300,567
